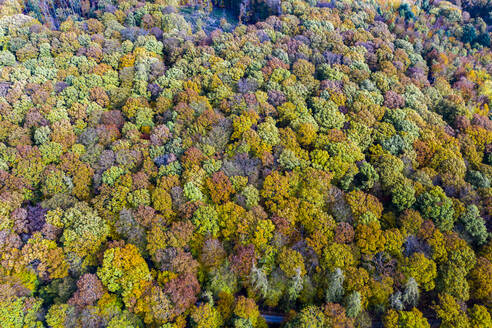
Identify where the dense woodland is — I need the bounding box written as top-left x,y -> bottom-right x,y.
0,0 -> 491,327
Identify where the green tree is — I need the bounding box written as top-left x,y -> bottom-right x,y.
191,303 -> 223,328
184,181 -> 203,201
434,293 -> 470,328
384,308 -> 430,328
391,179 -> 416,211
61,202 -> 109,266
345,291 -> 362,318
0,296 -> 44,328
416,187 -> 455,231
400,253 -> 437,291
312,98 -> 345,132
355,162 -> 379,190
325,268 -> 344,303
459,205 -> 488,245
322,243 -> 355,272
438,263 -> 470,301
285,306 -> 325,328
192,205 -> 220,237
468,305 -> 492,328
97,244 -> 152,308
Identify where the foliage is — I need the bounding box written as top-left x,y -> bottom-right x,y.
325,268 -> 344,303
400,253 -> 437,292
416,187 -> 455,231
433,293 -> 470,328
459,205 -> 488,245
97,244 -> 152,308
0,0 -> 490,326
384,308 -> 430,328
61,202 -> 109,262
345,291 -> 362,318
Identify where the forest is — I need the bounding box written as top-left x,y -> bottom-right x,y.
0,0 -> 491,327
